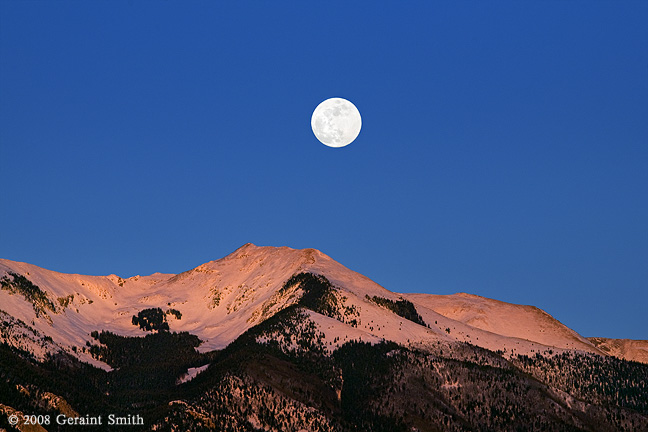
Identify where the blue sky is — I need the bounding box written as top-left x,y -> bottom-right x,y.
1,1 -> 646,339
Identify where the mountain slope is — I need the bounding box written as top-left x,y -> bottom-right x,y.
588,337 -> 648,364
1,244 -> 647,431
0,243 -> 635,366
404,292 -> 604,356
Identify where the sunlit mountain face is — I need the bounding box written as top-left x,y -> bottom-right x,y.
1,244 -> 647,431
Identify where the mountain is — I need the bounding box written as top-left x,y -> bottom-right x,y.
588,337 -> 648,364
1,244 -> 647,431
404,292 -> 603,355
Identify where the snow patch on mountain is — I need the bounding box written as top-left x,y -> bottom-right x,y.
176,364 -> 210,385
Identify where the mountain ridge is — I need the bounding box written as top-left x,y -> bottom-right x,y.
0,243 -> 643,365
1,244 -> 647,431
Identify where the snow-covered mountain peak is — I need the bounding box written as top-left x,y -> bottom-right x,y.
1,246 -> 645,368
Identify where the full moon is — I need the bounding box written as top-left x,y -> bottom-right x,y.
311,98 -> 362,148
